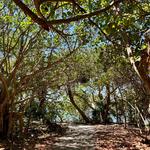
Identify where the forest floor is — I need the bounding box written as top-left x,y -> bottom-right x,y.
0,124 -> 150,150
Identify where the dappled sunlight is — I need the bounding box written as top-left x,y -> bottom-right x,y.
52,125 -> 96,149
0,124 -> 149,149
0,1 -> 150,150
51,124 -> 149,150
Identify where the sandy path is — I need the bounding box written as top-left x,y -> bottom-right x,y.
50,124 -> 150,150
1,124 -> 149,150
52,125 -> 97,150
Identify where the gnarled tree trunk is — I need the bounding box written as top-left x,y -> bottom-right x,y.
127,30 -> 150,118
67,85 -> 90,123
127,47 -> 150,117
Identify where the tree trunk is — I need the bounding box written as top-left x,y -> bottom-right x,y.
127,46 -> 150,132
0,75 -> 9,138
102,84 -> 111,124
0,105 -> 9,138
127,47 -> 150,118
113,92 -> 119,123
67,85 -> 90,123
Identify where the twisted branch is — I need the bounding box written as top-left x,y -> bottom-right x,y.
12,0 -> 123,30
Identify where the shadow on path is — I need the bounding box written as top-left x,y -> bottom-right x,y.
0,124 -> 149,150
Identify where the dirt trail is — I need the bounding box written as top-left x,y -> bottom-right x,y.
52,125 -> 97,150
0,124 -> 149,150
51,124 -> 150,150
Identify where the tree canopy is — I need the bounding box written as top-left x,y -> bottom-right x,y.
0,0 -> 150,139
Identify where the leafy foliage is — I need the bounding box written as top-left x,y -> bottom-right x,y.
0,0 -> 150,137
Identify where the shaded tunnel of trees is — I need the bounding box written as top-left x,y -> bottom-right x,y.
0,0 -> 149,141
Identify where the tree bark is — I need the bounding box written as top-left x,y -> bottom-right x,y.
102,84 -> 111,124
0,75 -> 9,138
67,85 -> 90,123
127,46 -> 150,122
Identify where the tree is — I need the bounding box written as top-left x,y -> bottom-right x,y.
0,0 -> 150,137
0,0 -> 79,136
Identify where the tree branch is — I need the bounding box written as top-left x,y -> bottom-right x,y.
48,0 -> 123,25
12,0 -> 123,30
12,0 -> 50,30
